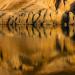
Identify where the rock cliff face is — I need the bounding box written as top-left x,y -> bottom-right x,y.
0,0 -> 75,75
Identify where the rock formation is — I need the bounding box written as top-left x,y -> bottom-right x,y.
0,0 -> 75,75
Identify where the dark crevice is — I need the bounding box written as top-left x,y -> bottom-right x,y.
71,33 -> 75,42
7,16 -> 16,32
0,49 -> 3,61
63,0 -> 67,6
56,36 -> 61,53
61,11 -> 70,36
63,40 -> 68,56
55,0 -> 61,10
70,1 -> 75,15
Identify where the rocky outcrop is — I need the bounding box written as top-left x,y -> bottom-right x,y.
0,0 -> 75,75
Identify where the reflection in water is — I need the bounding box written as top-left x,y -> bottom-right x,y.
47,71 -> 75,75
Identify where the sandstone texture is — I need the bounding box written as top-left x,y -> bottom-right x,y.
0,0 -> 75,75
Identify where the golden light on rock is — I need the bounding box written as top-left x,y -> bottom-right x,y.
0,0 -> 75,75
